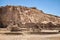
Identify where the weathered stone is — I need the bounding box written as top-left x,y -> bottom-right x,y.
0,5 -> 60,32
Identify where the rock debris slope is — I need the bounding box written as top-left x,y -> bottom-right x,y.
0,5 -> 60,31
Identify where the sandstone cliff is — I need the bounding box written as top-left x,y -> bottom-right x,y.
0,5 -> 60,31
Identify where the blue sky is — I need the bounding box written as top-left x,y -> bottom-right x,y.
0,0 -> 60,16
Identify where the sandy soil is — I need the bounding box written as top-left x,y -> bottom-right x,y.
0,33 -> 60,40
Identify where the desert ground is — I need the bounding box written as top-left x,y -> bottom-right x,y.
0,33 -> 60,40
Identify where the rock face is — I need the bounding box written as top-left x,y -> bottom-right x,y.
0,5 -> 60,31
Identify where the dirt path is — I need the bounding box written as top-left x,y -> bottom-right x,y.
0,34 -> 60,40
